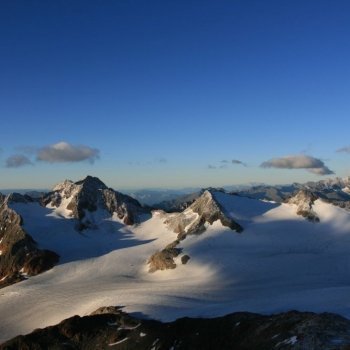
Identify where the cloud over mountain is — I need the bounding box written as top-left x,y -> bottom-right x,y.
6,154 -> 33,168
37,142 -> 100,164
261,155 -> 334,175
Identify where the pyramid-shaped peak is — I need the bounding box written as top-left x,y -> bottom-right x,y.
75,176 -> 108,190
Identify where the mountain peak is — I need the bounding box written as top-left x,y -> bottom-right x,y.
288,189 -> 319,222
43,176 -> 147,229
164,189 -> 243,239
75,175 -> 107,190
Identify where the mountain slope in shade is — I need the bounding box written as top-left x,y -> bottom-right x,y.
2,307 -> 350,350
0,194 -> 59,288
42,175 -> 148,228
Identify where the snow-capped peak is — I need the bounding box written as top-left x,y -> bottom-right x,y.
43,176 -> 147,228
287,189 -> 319,222
164,189 -> 243,239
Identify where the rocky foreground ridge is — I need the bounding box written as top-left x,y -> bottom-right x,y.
2,307 -> 350,350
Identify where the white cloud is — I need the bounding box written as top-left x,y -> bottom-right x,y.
261,155 -> 334,175
37,142 -> 100,164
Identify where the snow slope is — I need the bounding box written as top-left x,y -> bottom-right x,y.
1,194 -> 350,342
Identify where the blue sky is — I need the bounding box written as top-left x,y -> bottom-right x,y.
1,0 -> 350,190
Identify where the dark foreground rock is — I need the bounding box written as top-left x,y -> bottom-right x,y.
2,307 -> 350,349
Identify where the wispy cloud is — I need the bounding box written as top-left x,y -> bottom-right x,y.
210,158 -> 247,169
261,155 -> 334,175
37,142 -> 100,164
337,146 -> 350,154
128,157 -> 168,166
232,159 -> 247,167
15,145 -> 37,155
6,154 -> 33,168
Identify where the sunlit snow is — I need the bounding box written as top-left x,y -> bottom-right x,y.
1,193 -> 350,342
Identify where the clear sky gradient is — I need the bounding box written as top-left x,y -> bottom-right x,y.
1,0 -> 350,190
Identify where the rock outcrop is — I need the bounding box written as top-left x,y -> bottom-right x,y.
148,240 -> 182,272
0,195 -> 59,288
2,307 -> 350,349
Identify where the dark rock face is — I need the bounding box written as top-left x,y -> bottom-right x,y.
0,195 -> 59,288
287,189 -> 320,222
42,176 -> 148,228
2,308 -> 350,350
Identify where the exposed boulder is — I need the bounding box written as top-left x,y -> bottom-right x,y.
181,254 -> 190,265
148,246 -> 182,273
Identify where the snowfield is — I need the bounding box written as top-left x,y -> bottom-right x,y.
1,194 -> 350,342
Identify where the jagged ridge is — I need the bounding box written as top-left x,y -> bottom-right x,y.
2,307 -> 350,350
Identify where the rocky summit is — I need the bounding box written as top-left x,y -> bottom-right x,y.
287,189 -> 320,222
164,189 -> 243,238
148,190 -> 243,272
43,175 -> 148,228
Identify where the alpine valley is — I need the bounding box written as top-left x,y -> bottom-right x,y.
1,175 -> 350,349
